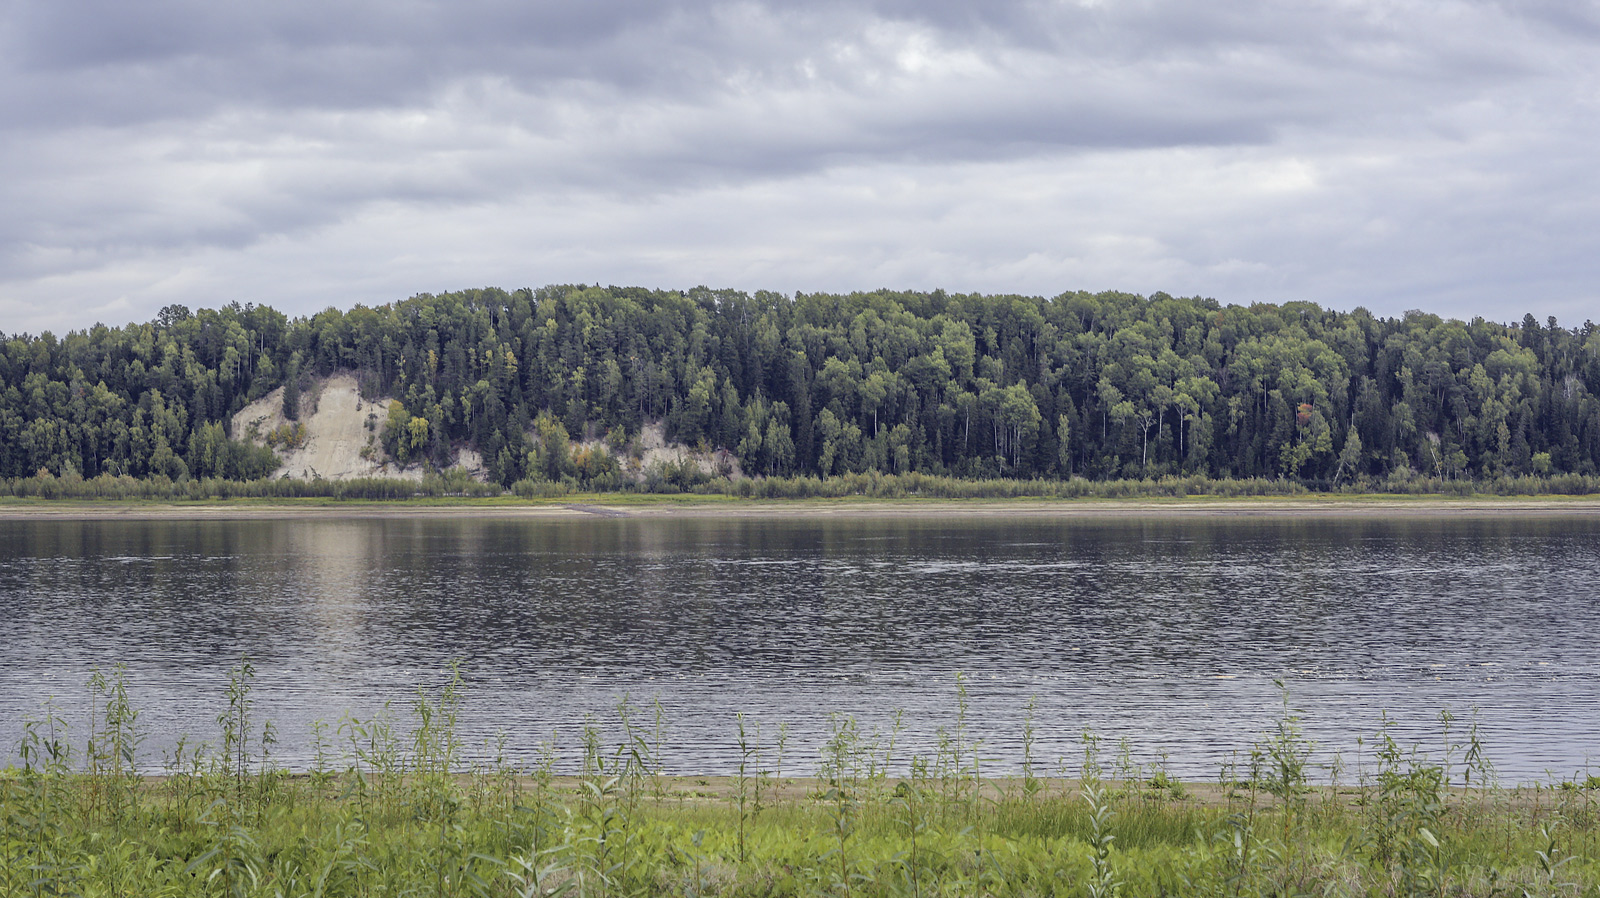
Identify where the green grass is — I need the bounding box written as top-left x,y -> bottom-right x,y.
8,665 -> 1600,896
11,466 -> 1600,505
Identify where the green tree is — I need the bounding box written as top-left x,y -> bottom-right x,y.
281,352 -> 303,421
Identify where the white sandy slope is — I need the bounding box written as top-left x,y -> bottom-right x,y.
233,373 -> 735,482
231,374 -> 425,480
634,422 -> 744,479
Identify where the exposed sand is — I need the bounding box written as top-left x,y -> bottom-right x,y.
232,374 -> 500,481
615,497 -> 1600,519
229,375 -> 723,486
3,496 -> 1599,521
232,374 -> 420,480
633,422 -> 743,479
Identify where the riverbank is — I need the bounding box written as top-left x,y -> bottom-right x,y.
6,765 -> 1596,896
11,658 -> 1594,895
3,493 -> 1600,520
148,771 -> 1583,814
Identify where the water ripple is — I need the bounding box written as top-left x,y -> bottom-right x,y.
1,515 -> 1598,782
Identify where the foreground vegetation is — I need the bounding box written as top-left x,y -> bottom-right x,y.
8,664 -> 1600,896
5,286 -> 1600,490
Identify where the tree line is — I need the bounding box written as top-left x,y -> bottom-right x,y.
3,286 -> 1599,488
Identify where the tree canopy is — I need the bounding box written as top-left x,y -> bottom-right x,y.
4,288 -> 1599,488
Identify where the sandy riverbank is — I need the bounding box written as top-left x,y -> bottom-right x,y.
2,495 -> 1600,521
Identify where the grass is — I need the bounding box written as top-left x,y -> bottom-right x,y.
7,664 -> 1600,896
10,467 -> 1600,505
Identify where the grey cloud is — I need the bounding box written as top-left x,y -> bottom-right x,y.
1,0 -> 1573,226
2,0 -> 1598,333
8,1 -> 1572,132
3,1 -> 691,127
1493,0 -> 1600,38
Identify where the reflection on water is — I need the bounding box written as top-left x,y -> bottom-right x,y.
2,514 -> 1598,782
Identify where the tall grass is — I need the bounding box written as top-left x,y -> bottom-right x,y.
4,666 -> 1600,896
10,467 -> 1600,501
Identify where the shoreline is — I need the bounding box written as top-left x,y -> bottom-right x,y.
3,494 -> 1600,520
19,773 -> 1580,817
74,774 -> 1530,804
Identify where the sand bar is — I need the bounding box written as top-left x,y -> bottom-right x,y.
3,496 -> 1600,521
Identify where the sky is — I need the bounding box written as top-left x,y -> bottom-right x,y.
2,0 -> 1598,335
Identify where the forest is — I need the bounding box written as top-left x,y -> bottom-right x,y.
3,285 -> 1599,490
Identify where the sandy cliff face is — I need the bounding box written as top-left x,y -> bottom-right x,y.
233,373 -> 734,483
634,422 -> 744,479
231,374 -> 423,480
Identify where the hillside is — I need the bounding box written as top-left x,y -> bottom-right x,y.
225,372 -> 735,484
2,286 -> 1598,488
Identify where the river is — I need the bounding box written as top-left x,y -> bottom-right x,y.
2,512 -> 1597,782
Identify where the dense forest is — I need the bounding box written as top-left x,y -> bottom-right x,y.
3,286 -> 1599,490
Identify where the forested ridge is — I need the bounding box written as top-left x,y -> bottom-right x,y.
4,285 -> 1600,491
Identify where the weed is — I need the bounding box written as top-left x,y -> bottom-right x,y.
8,665 -> 1600,897
1081,729 -> 1121,898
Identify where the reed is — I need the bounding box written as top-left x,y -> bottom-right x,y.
6,666 -> 1600,896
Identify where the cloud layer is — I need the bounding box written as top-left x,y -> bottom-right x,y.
3,0 -> 1598,333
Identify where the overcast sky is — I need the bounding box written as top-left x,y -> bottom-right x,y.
3,0 -> 1598,335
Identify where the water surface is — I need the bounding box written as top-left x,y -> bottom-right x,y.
2,513 -> 1597,782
